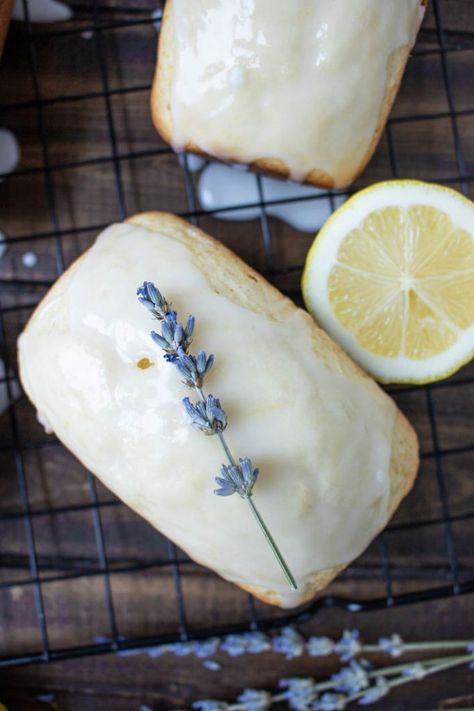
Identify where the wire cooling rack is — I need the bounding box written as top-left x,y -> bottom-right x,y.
0,0 -> 473,669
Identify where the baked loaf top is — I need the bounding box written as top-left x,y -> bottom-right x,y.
18,213 -> 418,607
153,0 -> 425,188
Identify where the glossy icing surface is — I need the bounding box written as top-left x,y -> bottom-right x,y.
170,0 -> 423,185
19,222 -> 396,604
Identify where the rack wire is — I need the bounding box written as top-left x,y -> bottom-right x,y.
0,0 -> 473,669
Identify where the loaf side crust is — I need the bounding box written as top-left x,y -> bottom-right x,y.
151,1 -> 425,189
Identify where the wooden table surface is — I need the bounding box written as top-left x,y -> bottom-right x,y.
0,1 -> 473,709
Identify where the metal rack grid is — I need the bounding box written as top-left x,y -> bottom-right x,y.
0,0 -> 473,669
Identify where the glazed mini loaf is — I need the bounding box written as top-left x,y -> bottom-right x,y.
18,213 -> 419,608
153,0 -> 426,188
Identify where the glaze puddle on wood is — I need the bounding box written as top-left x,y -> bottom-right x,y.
197,162 -> 346,233
13,0 -> 72,23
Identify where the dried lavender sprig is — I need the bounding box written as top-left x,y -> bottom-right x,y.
137,282 -> 297,590
193,652 -> 474,710
136,626 -> 474,665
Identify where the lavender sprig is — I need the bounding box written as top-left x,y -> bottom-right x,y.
136,281 -> 297,591
191,651 -> 474,710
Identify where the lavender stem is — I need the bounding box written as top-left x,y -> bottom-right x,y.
197,385 -> 297,591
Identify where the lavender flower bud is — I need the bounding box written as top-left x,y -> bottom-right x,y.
214,457 -> 259,498
331,660 -> 369,694
358,676 -> 389,705
335,630 -> 361,662
313,693 -> 347,711
237,688 -> 272,711
176,348 -> 214,388
183,395 -> 227,436
136,281 -> 171,319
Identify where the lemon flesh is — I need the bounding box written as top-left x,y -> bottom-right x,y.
302,181 -> 474,383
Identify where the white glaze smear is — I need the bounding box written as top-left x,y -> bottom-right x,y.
198,162 -> 346,233
13,0 -> 72,23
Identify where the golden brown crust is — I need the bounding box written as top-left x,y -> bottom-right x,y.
151,1 -> 424,189
0,0 -> 13,57
151,0 -> 174,146
126,211 -> 419,608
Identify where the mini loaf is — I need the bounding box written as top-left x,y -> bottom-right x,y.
152,0 -> 427,189
18,213 -> 419,608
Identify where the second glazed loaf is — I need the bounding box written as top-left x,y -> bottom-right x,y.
152,0 -> 426,188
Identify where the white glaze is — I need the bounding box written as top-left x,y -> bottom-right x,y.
0,129 -> 20,179
198,162 -> 346,233
151,7 -> 163,31
178,152 -> 206,173
169,0 -> 423,186
13,0 -> 72,23
18,222 -> 396,603
22,250 -> 38,268
0,231 -> 7,260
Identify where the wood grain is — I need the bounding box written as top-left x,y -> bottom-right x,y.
0,1 -> 473,708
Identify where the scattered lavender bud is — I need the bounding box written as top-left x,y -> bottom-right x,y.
347,603 -> 362,612
312,692 -> 347,711
168,641 -> 195,656
203,660 -> 222,671
192,638 -> 221,658
306,636 -> 335,657
94,635 -> 111,644
272,627 -> 305,660
237,688 -> 272,711
357,677 -> 389,705
335,630 -> 361,662
378,633 -> 404,657
467,642 -> 474,653
146,645 -> 170,658
116,648 -> 141,657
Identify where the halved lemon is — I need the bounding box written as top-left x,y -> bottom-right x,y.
302,180 -> 474,384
